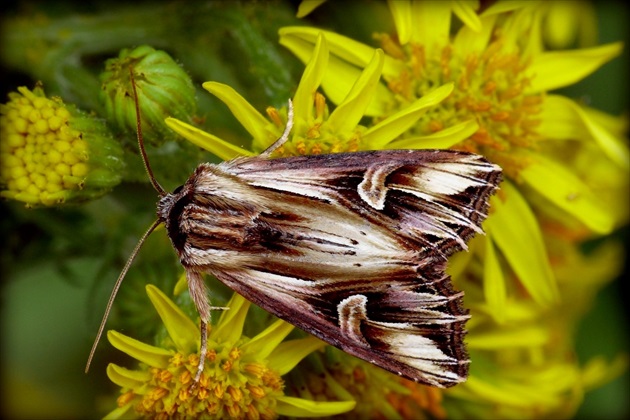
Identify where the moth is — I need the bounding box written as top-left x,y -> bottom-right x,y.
86,76 -> 502,389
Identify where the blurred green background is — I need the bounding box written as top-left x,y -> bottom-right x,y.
1,1 -> 628,418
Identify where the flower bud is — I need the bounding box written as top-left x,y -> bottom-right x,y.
0,85 -> 124,206
100,45 -> 197,145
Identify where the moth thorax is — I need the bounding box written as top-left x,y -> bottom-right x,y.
157,192 -> 180,223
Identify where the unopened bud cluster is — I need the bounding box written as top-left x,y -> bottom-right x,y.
0,86 -> 123,206
100,45 -> 197,145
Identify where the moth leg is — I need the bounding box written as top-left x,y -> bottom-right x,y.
186,269 -> 228,383
196,319 -> 208,383
259,99 -> 293,157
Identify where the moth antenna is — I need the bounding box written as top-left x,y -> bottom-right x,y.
129,67 -> 167,197
85,219 -> 161,374
260,99 -> 294,157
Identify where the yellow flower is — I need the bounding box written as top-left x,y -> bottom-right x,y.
164,33 -> 473,161
106,284 -> 355,418
541,0 -> 598,49
0,85 -> 123,206
278,1 -> 628,418
286,347 -> 448,420
279,2 -> 628,230
278,1 -> 630,303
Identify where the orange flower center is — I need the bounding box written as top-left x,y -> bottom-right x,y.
377,33 -> 544,178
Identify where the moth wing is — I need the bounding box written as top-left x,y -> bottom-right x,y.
212,266 -> 469,388
224,149 -> 502,259
204,150 -> 501,387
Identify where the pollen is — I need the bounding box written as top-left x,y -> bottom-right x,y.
128,342 -> 285,419
386,379 -> 447,420
267,93 -> 364,157
376,34 -> 544,176
0,87 -> 93,206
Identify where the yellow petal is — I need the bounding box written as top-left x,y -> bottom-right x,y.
543,1 -> 597,49
165,117 -> 253,160
276,395 -> 356,418
293,32 -> 329,124
467,325 -> 550,349
485,182 -> 558,305
326,55 -> 393,117
107,330 -> 173,369
279,27 -> 396,115
455,370 -> 569,408
480,0 -> 529,17
267,336 -> 327,375
452,1 -> 482,33
210,292 -> 250,343
527,42 -> 623,93
326,49 -> 384,133
279,26 -> 404,78
408,1 -> 452,55
106,363 -> 151,389
296,0 -> 327,18
103,404 -> 134,420
363,83 -> 454,148
542,95 -> 630,169
482,234 -> 507,324
240,319 -> 294,360
387,0 -> 412,44
202,82 -> 270,141
386,119 -> 479,149
519,153 -> 616,233
146,284 -> 198,353
581,354 -> 629,391
173,271 -> 187,296
453,14 -> 496,56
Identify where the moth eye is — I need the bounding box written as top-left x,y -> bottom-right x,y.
172,185 -> 184,194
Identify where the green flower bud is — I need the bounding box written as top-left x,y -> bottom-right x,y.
0,85 -> 124,207
100,45 -> 197,145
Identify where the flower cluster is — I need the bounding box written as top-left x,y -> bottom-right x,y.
0,86 -> 123,206
106,284 -> 354,419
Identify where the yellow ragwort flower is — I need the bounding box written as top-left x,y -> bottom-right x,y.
279,1 -> 628,418
280,1 -> 628,232
0,85 -> 124,206
287,347 -> 448,420
106,284 -> 355,419
164,33 -> 472,162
